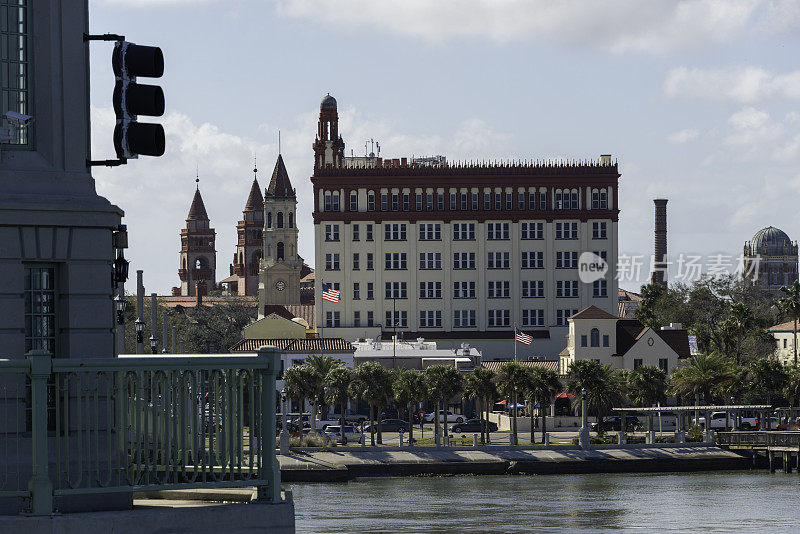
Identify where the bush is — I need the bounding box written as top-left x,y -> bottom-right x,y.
687,423 -> 704,442
289,434 -> 323,448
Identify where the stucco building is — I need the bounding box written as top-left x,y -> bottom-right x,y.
311,94 -> 620,359
768,319 -> 800,366
743,226 -> 798,294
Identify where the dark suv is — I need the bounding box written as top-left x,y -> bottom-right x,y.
590,415 -> 641,432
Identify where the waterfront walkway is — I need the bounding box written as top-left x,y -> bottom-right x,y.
279,444 -> 749,481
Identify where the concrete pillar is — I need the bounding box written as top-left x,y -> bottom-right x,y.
399,432 -> 404,447
704,410 -> 713,442
578,388 -> 590,450
675,430 -> 685,443
647,430 -> 655,445
617,431 -> 626,445
769,451 -> 775,473
473,434 -> 478,447
784,452 -> 792,473
544,433 -> 550,446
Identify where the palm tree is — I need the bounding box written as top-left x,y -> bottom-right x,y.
626,365 -> 668,433
392,368 -> 424,444
304,355 -> 343,431
725,303 -> 754,365
747,358 -> 788,405
495,362 -> 531,445
324,366 -> 352,436
784,365 -> 800,408
350,361 -> 391,445
525,367 -> 561,444
463,367 -> 497,444
668,353 -> 732,406
424,365 -> 462,446
282,363 -> 319,429
565,360 -> 625,428
779,280 -> 800,366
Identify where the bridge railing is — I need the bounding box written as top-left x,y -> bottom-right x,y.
717,431 -> 800,449
0,346 -> 281,515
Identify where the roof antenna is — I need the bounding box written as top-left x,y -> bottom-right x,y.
195,164 -> 199,190
278,130 -> 281,155
253,153 -> 258,178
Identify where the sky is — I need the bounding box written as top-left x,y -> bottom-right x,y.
87,0 -> 800,295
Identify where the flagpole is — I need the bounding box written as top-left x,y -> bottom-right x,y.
320,280 -> 324,358
514,322 -> 517,363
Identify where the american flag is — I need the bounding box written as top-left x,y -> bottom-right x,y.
322,283 -> 340,303
515,329 -> 532,345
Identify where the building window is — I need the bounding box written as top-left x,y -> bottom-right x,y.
381,193 -> 388,211
453,223 -> 475,240
353,282 -> 360,300
488,309 -> 510,327
353,253 -> 360,270
325,311 -> 341,328
453,252 -> 476,270
385,282 -> 407,299
556,280 -> 578,298
276,242 -> 285,261
556,251 -> 578,269
472,192 -> 479,210
555,222 -> 578,240
453,281 -> 476,299
487,252 -> 510,269
349,192 -> 358,211
603,335 -> 610,347
426,193 -> 434,211
353,311 -> 361,327
450,192 -> 457,211
419,223 -> 441,241
367,283 -> 374,300
367,311 -> 374,326
419,252 -> 442,270
366,224 -> 373,241
521,280 -> 544,298
487,281 -> 510,298
366,253 -> 374,270
416,193 -> 423,211
277,212 -> 284,228
24,265 -> 57,354
633,359 -> 643,370
385,310 -> 408,328
437,193 -> 444,211
592,188 -> 608,210
580,335 -> 587,347
401,193 -> 409,211
419,310 -> 442,328
325,224 -> 339,241
518,192 -> 525,210
658,359 -> 668,373
325,253 -> 339,270
592,221 -> 607,239
385,252 -> 407,270
495,192 -> 502,210
392,193 -> 399,211
461,193 -> 468,210
368,192 -> 376,211
484,192 -> 491,210
539,192 -> 547,210
529,192 -> 536,210
505,192 -> 512,210
521,252 -> 544,269
1,0 -> 31,147
593,279 -> 608,297
352,224 -> 360,241
384,223 -> 407,241
454,310 -> 476,328
590,328 -> 600,347
556,309 -> 578,326
522,309 -> 544,327
419,281 -> 442,299
521,222 -> 543,240
487,222 -> 510,240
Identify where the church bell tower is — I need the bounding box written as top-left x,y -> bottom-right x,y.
313,93 -> 345,169
179,181 -> 216,296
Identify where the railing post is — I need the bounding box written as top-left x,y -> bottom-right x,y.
256,346 -> 282,503
27,349 -> 53,515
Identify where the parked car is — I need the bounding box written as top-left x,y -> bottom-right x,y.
363,419 -> 409,433
450,419 -> 498,433
775,417 -> 800,431
589,416 -> 642,432
323,425 -> 364,445
422,411 -> 464,423
694,411 -> 757,430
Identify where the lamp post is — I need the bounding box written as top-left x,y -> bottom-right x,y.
161,310 -> 169,353
114,291 -> 127,354
149,292 -> 159,354
280,387 -> 290,455
136,270 -> 145,354
578,387 -> 590,449
134,318 -> 144,347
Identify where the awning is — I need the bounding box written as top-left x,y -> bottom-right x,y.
555,392 -> 575,399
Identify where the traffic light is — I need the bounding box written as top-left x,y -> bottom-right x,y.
112,41 -> 165,159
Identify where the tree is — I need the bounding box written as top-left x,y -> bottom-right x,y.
424,365 -> 462,446
304,355 -> 343,431
565,360 -> 625,427
747,358 -> 788,405
626,365 -> 668,433
325,366 -> 353,436
724,303 -> 755,365
524,367 -> 561,444
391,368 -> 424,444
779,280 -> 800,366
668,353 -> 732,405
494,362 -> 531,445
784,365 -> 800,408
282,363 -> 319,428
463,367 -> 497,444
175,298 -> 257,353
350,362 -> 391,446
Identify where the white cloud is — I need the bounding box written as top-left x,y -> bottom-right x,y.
717,107 -> 800,162
274,0 -> 762,53
664,66 -> 800,102
666,128 -> 700,144
92,105 -> 512,293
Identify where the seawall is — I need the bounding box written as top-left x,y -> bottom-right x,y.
279,444 -> 752,482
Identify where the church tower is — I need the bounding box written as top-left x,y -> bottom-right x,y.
230,164 -> 264,296
313,93 -> 345,169
258,155 -> 304,312
179,182 -> 216,296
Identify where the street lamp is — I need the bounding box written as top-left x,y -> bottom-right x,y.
114,293 -> 128,325
149,335 -> 158,354
134,318 -> 145,344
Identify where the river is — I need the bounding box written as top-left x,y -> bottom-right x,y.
288,471 -> 800,533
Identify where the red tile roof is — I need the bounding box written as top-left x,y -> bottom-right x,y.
481,360 -> 559,373
187,188 -> 209,220
769,320 -> 800,332
230,338 -> 354,353
570,305 -> 617,320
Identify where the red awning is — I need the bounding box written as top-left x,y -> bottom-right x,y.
495,400 -> 509,405
555,392 -> 575,399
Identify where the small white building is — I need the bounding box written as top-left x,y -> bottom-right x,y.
559,305 -> 690,375
768,320 -> 800,366
351,338 -> 481,371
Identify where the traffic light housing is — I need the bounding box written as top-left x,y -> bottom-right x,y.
112,41 -> 165,159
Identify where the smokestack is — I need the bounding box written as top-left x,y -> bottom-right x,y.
651,199 -> 668,286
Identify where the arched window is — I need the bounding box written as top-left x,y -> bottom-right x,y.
277,242 -> 284,261
267,212 -> 272,228
277,212 -> 284,228
590,328 -> 600,347
288,212 -> 294,228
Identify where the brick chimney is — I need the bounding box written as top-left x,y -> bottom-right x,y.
651,199 -> 668,286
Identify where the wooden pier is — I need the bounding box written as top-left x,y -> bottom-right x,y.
717,432 -> 800,473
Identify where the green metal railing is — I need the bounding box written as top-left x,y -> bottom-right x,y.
0,347 -> 282,515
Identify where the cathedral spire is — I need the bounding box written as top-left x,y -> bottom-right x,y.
266,154 -> 295,199
187,185 -> 209,220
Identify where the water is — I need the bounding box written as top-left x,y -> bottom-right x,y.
288,471 -> 800,533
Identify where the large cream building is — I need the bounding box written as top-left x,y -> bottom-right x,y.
311,95 -> 620,359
